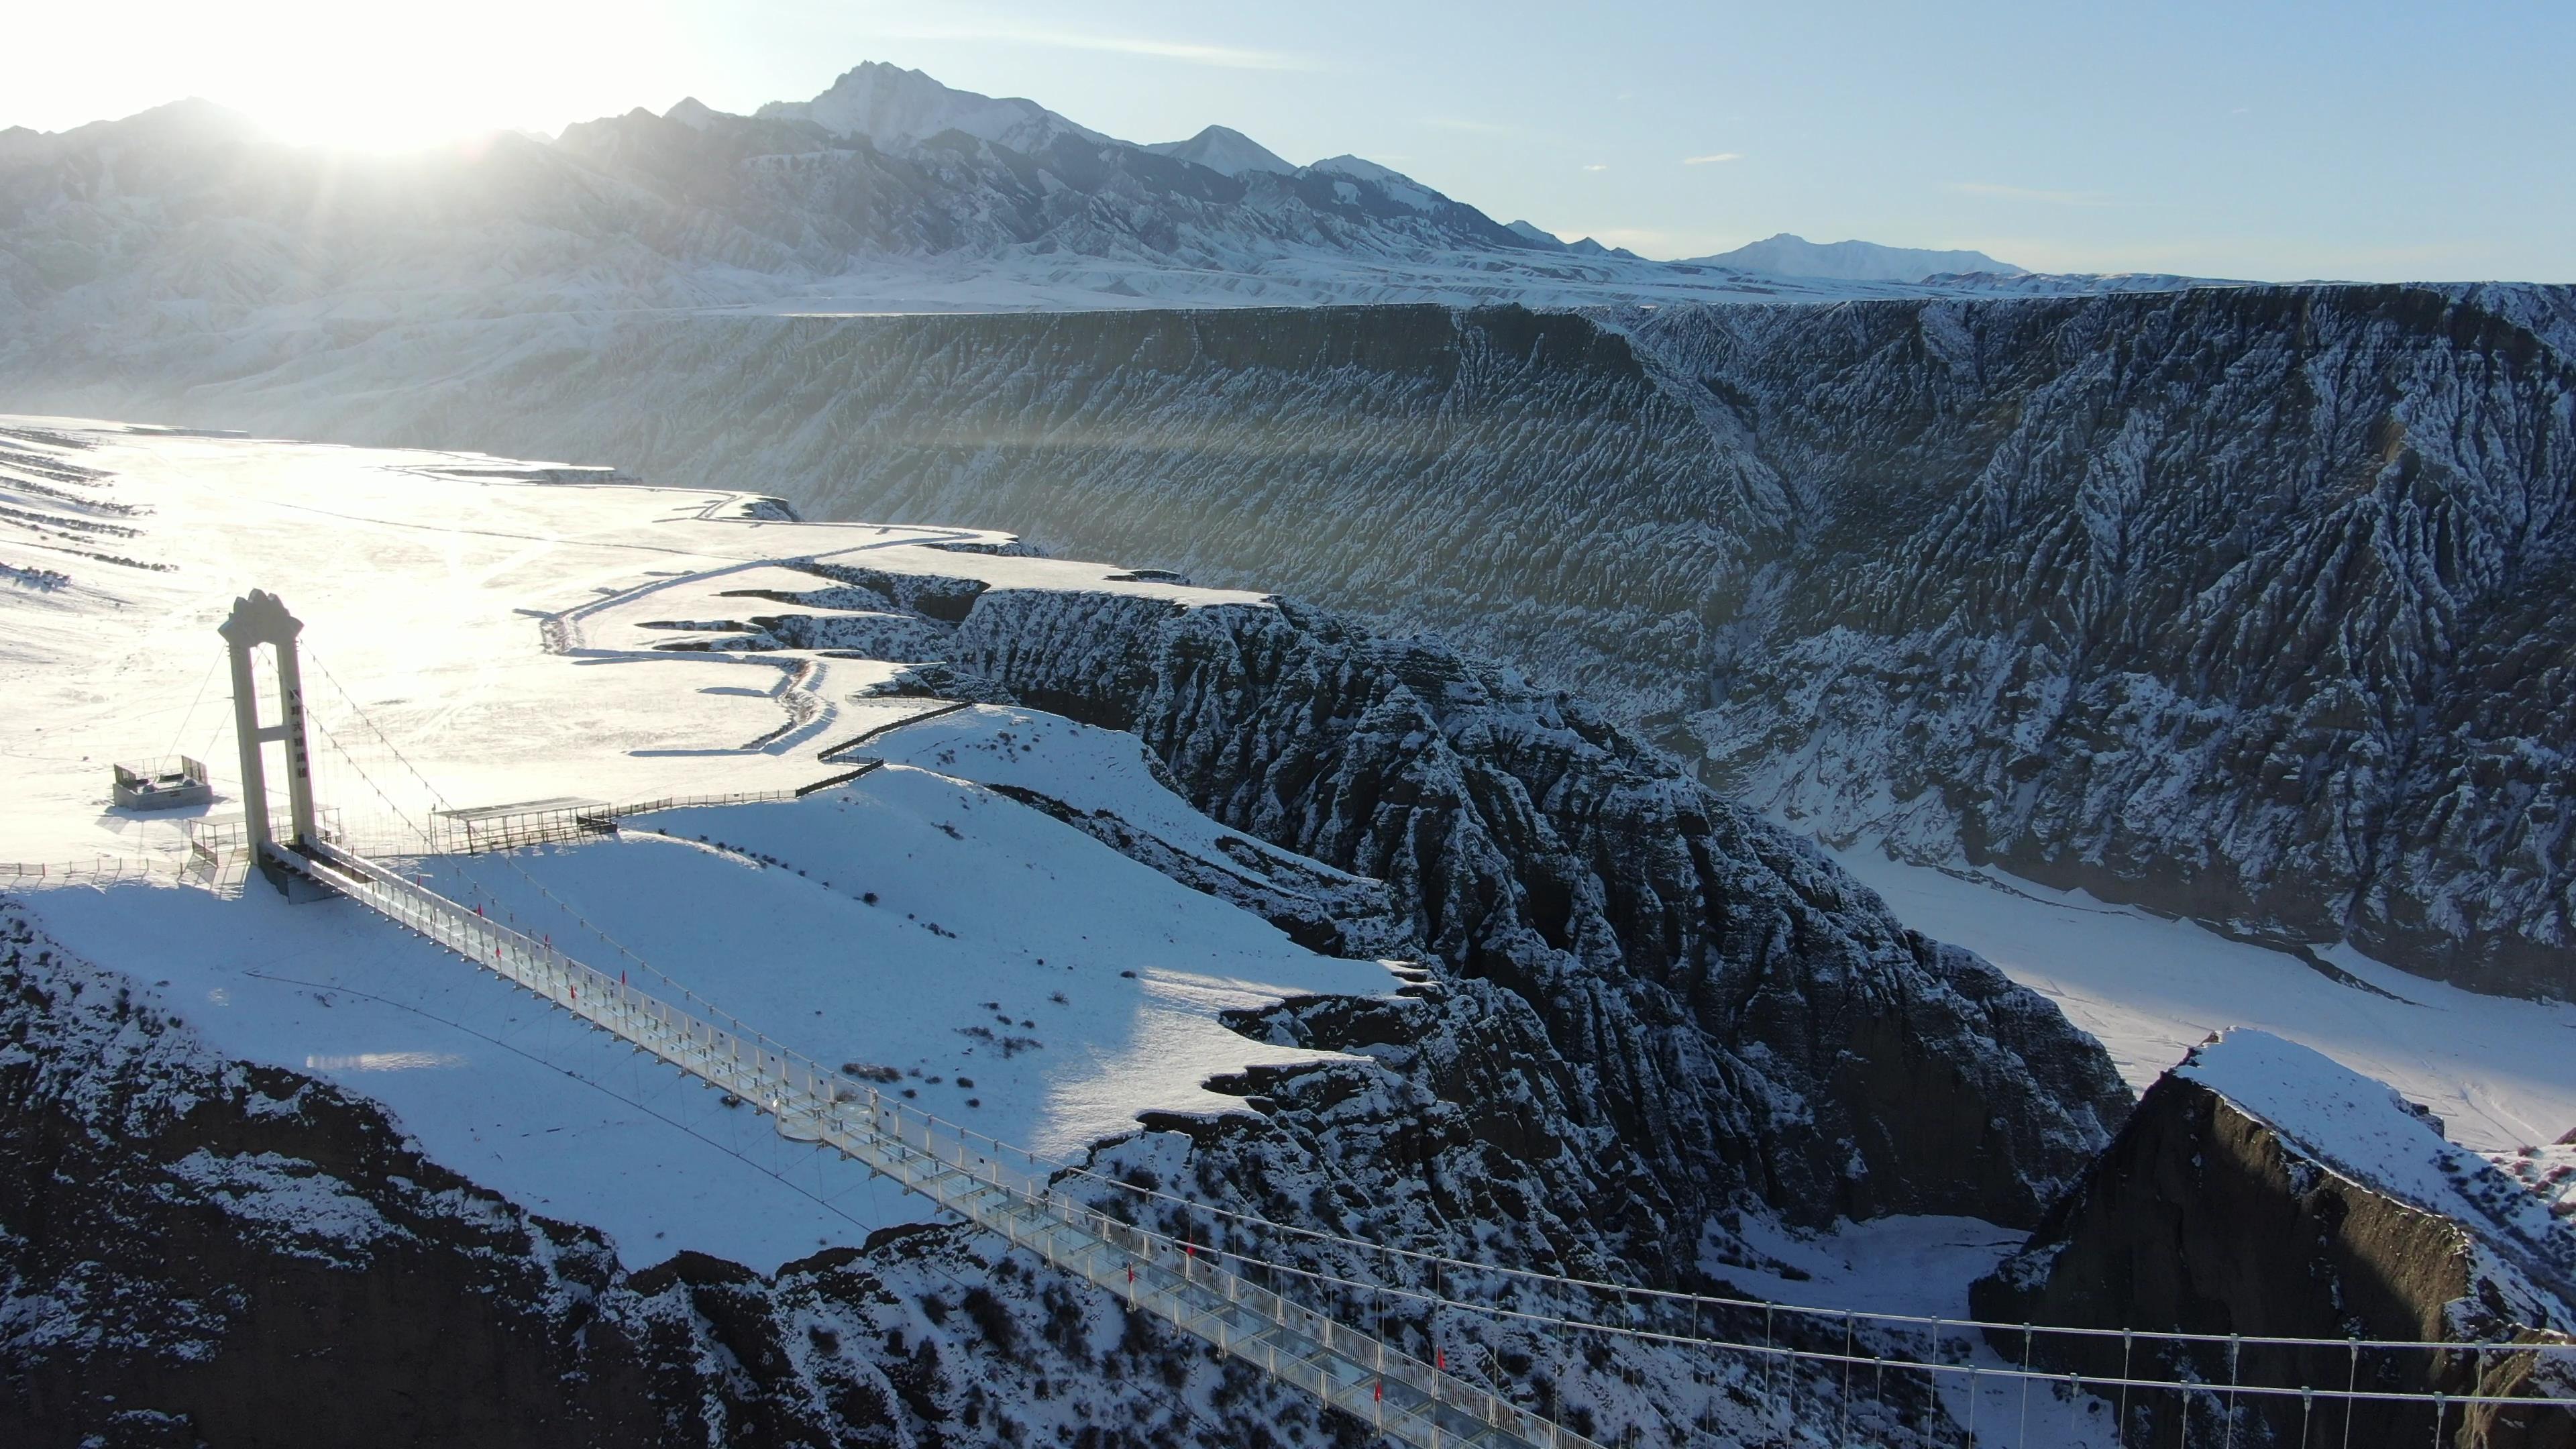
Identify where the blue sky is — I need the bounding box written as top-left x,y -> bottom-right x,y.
15,0 -> 2573,280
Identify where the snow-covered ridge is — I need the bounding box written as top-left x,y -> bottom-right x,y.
2179,1029 -> 2575,1316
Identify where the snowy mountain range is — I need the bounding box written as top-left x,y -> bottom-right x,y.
0,58 -> 2164,367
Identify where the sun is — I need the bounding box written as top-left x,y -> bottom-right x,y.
167,0 -> 674,152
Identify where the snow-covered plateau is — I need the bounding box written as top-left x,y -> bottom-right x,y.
80,289 -> 2564,1000
4,418 -> 2571,1447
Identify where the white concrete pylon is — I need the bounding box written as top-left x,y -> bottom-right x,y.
218,589 -> 319,855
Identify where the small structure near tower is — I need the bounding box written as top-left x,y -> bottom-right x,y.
219,589 -> 326,896
110,755 -> 212,812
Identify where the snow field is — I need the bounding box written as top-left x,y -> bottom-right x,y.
1827,842 -> 2576,1155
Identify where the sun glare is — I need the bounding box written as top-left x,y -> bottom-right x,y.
246,81 -> 532,154
80,0 -> 682,153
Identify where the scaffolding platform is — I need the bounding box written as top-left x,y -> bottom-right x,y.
111,756 -> 213,812
431,797 -> 614,854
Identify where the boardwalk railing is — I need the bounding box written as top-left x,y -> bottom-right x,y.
420,789 -> 802,855
299,839 -> 1603,1449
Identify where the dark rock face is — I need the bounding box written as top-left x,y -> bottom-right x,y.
1972,1069 -> 2574,1448
938,586 -> 2131,1248
69,288 -> 2575,996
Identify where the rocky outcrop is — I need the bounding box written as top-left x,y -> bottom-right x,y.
1972,1030 -> 2575,1448
686,564 -> 2132,1265
932,585 -> 2133,1247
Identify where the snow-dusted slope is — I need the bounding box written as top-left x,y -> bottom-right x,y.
2177,1029 -> 2575,1305
1974,1028 -> 2575,1448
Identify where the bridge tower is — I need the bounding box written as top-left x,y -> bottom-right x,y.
219,590 -> 321,863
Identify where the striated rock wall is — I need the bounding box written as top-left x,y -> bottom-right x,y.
1630,287 -> 2576,1002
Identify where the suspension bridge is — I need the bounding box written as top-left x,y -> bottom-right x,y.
42,589 -> 2571,1449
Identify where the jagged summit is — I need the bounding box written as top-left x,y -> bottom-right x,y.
1686,231 -> 2026,282
755,60 -> 1111,153
1142,124 -> 1294,177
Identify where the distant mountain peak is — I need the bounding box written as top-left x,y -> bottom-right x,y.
663,97 -> 727,132
1504,219 -> 1565,249
1142,125 -> 1293,178
757,60 -> 1110,155
1309,154 -> 1407,185
1688,232 -> 2026,283
1307,154 -> 1443,212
